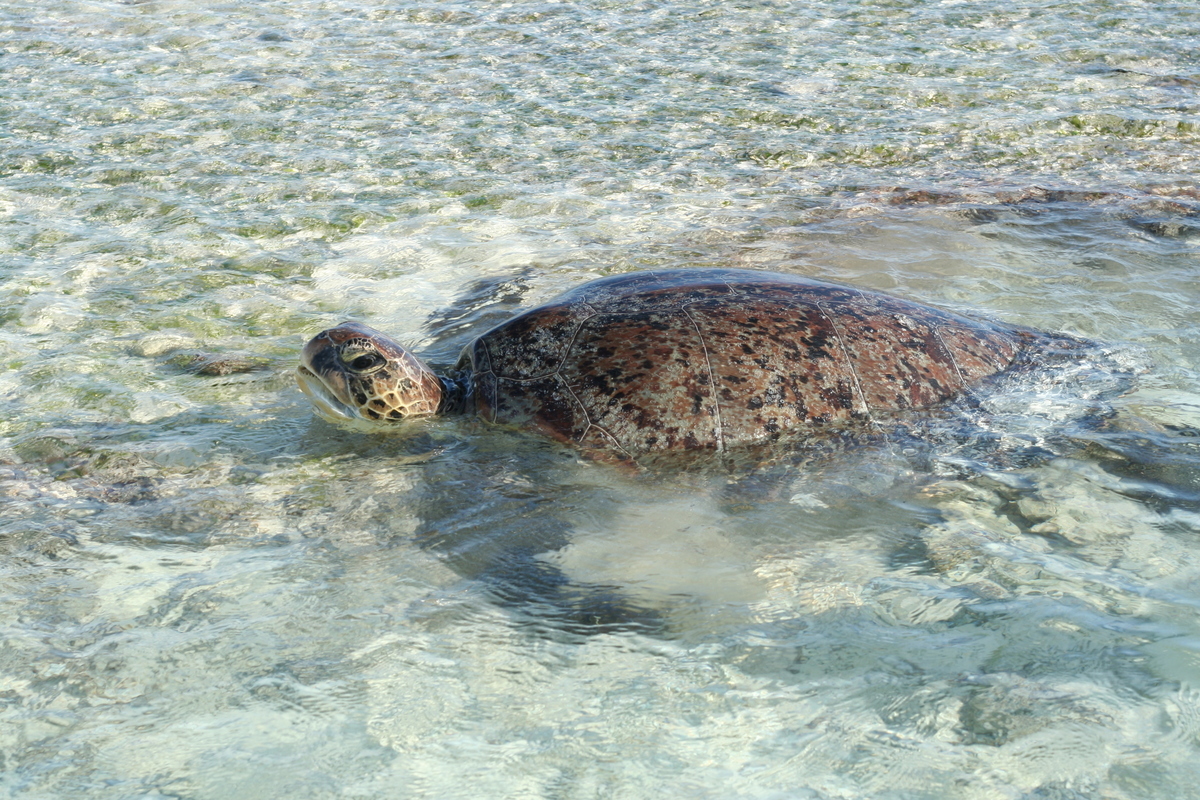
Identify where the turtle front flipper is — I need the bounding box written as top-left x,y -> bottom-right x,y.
474,545 -> 666,636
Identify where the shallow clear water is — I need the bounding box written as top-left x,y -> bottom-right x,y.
3,1 -> 1200,797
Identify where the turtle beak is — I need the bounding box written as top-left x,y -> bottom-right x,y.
297,331 -> 360,422
296,364 -> 358,422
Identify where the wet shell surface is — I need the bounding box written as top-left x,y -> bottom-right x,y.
454,268 -> 1027,455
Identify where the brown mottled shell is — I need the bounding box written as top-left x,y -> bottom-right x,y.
454,269 -> 1026,455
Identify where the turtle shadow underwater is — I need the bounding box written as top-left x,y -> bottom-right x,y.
295,388 -> 1187,642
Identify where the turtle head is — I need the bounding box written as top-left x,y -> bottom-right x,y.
296,322 -> 444,427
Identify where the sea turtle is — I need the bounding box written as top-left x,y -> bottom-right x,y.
296,268 -> 1035,457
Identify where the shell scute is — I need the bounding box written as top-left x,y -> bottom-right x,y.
482,301 -> 593,380
830,303 -> 966,411
686,297 -> 865,441
559,311 -> 720,451
733,279 -> 865,309
937,324 -> 1022,380
490,375 -> 588,443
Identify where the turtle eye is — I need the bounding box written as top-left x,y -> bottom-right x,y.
347,352 -> 384,373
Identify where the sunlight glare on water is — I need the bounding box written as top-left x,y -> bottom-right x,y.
3,0 -> 1200,798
